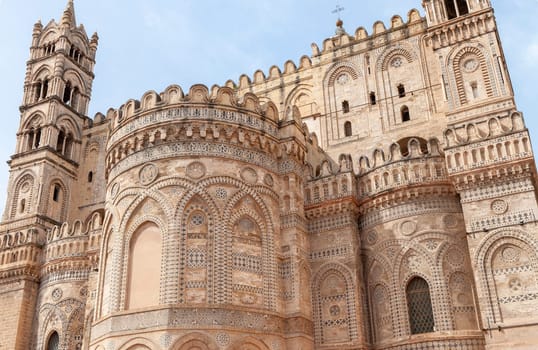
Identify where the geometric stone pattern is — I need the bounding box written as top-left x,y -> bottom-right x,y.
2,1 -> 538,350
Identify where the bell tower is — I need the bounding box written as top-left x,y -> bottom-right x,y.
422,0 -> 491,26
5,0 -> 98,225
0,2 -> 98,349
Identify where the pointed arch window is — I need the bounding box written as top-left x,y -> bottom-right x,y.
344,121 -> 352,137
63,82 -> 72,104
46,331 -> 60,350
56,129 -> 74,158
406,277 -> 435,335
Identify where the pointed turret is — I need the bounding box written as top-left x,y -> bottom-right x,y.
61,0 -> 76,28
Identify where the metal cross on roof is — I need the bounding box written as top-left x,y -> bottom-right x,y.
332,3 -> 345,18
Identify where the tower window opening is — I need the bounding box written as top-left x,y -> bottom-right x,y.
20,199 -> 26,213
63,82 -> 72,104
370,92 -> 377,105
342,100 -> 350,113
42,79 -> 49,99
56,130 -> 65,153
53,184 -> 61,202
344,121 -> 352,137
456,0 -> 469,16
44,43 -> 55,56
71,87 -> 79,108
34,128 -> 41,149
88,171 -> 93,183
398,84 -> 406,98
34,82 -> 42,102
27,129 -> 35,151
445,0 -> 458,19
401,106 -> 411,122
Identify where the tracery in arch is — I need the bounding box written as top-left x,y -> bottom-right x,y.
22,114 -> 44,152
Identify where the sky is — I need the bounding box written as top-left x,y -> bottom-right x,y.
0,0 -> 537,215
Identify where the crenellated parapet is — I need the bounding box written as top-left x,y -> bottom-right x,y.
226,10 -> 424,94
304,155 -> 356,209
356,137 -> 449,200
103,84 -> 328,184
444,112 -> 532,180
37,212 -> 103,286
0,228 -> 43,281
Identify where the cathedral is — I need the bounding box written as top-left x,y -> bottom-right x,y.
2,0 -> 538,349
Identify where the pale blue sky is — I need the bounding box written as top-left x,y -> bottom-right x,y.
0,0 -> 537,214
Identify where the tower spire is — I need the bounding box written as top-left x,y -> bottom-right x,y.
61,0 -> 76,28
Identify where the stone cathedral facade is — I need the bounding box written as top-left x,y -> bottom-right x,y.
2,0 -> 538,349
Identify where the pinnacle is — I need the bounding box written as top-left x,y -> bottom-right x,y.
61,0 -> 77,28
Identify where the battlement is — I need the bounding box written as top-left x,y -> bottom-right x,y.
102,84 -> 279,132
225,9 -> 424,93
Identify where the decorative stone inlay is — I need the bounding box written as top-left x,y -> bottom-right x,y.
240,294 -> 257,305
139,163 -> 158,185
79,286 -> 88,297
330,305 -> 341,316
160,334 -> 173,347
240,167 -> 258,184
509,278 -> 523,292
501,246 -> 521,263
264,173 -> 274,187
215,332 -> 230,346
400,220 -> 417,236
391,56 -> 403,68
462,58 -> 479,73
365,230 -> 378,245
447,248 -> 464,267
469,209 -> 535,232
110,183 -> 119,198
215,187 -> 227,199
272,340 -> 283,350
108,106 -> 279,146
91,308 -> 287,340
407,255 -> 424,270
491,199 -> 508,215
186,161 -> 206,179
52,288 -> 63,301
21,181 -> 31,193
443,214 -> 458,228
457,293 -> 471,305
190,214 -> 205,226
336,73 -> 350,85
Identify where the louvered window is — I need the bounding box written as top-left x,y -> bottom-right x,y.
406,277 -> 435,334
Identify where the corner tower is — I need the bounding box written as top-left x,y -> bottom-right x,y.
0,2 -> 98,349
